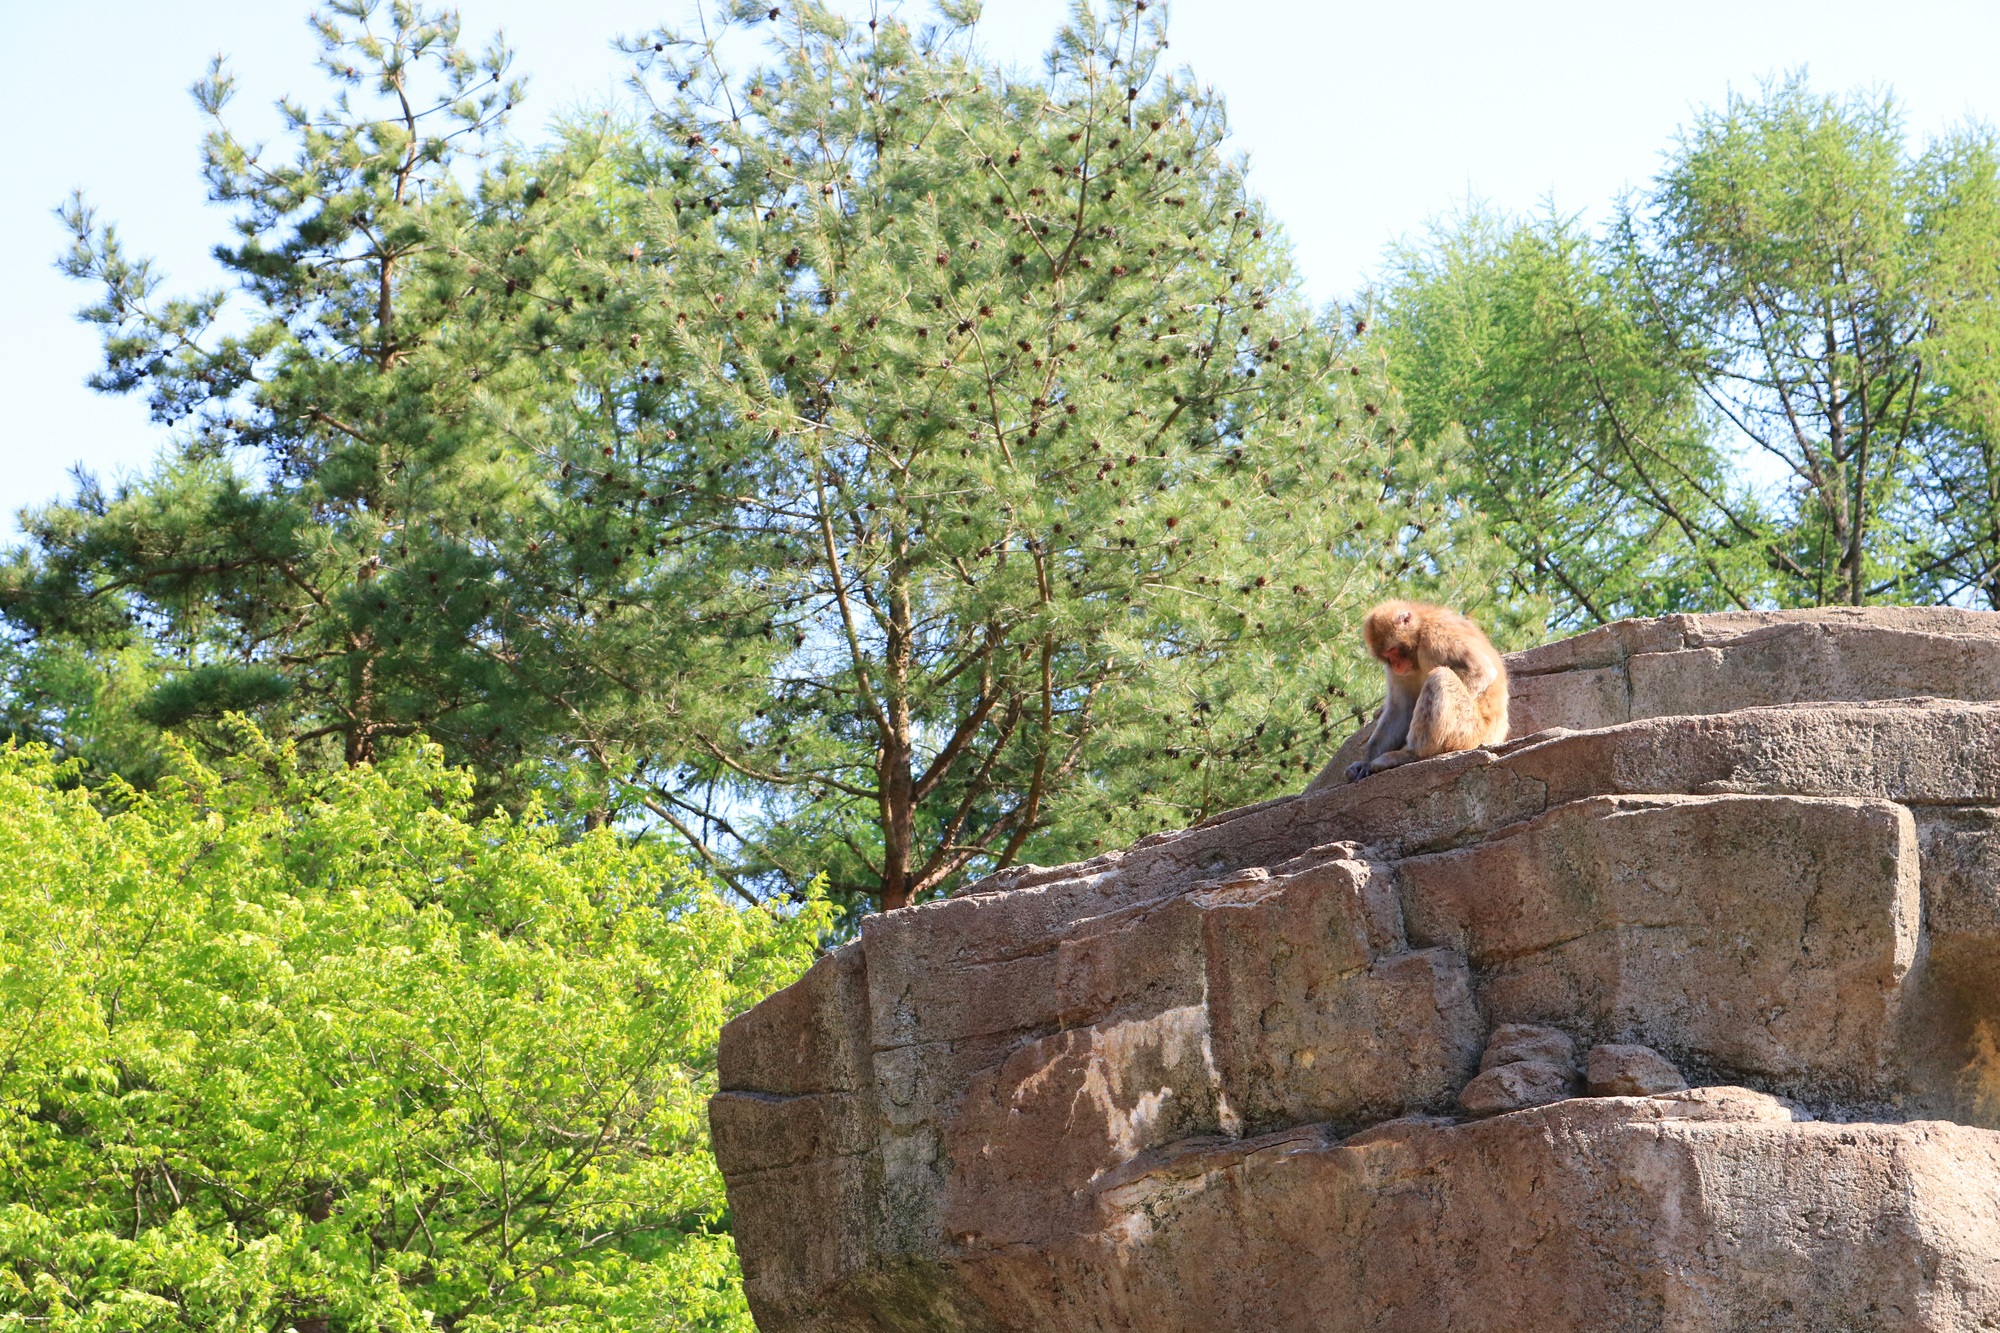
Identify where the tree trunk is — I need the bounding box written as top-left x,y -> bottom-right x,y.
345,642 -> 379,766
877,550 -> 916,914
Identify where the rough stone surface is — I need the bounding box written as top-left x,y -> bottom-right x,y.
715,609 -> 2000,1332
1458,1059 -> 1576,1116
1396,793 -> 1922,1103
1587,1043 -> 1688,1096
1479,1021 -> 1578,1072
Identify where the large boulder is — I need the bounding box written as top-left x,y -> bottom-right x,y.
713,609 -> 2000,1331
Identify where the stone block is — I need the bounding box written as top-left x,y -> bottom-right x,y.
1398,794 -> 1921,1099
1505,615 -> 1690,676
932,1092 -> 2000,1333
1308,700 -> 2000,868
1054,893 -> 1207,1028
1254,845 -> 1410,954
1207,943 -> 1483,1133
861,898 -> 1067,1053
943,1004 -> 1225,1247
1586,1043 -> 1687,1096
1677,605 -> 2000,644
1915,806 -> 2000,1005
725,1151 -> 876,1326
1628,623 -> 2000,721
710,1090 -> 871,1176
1194,854 -> 1477,1131
1507,664 -> 1628,738
1480,1022 -> 1578,1072
717,942 -> 870,1097
1459,1059 -> 1577,1116
869,1030 -> 1021,1136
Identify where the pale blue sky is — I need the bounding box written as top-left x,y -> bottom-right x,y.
6,0 -> 2000,534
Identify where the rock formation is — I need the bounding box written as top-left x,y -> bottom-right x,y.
712,609 -> 2000,1331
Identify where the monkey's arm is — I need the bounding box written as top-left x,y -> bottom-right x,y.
1346,681 -> 1414,781
1366,686 -> 1413,760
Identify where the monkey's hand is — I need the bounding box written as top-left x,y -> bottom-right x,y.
1345,761 -> 1372,783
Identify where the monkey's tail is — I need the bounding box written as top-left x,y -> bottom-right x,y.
1410,666 -> 1485,758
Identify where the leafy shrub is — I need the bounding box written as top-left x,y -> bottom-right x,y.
0,729 -> 825,1331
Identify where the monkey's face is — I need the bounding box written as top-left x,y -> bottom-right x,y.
1363,602 -> 1420,674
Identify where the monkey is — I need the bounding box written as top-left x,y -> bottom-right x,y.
1341,600 -> 1508,782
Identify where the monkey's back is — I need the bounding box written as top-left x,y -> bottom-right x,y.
1411,607 -> 1510,746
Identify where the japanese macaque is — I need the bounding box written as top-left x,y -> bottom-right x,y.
1343,600 -> 1508,781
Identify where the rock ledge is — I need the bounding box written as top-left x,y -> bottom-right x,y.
715,609 -> 2000,1332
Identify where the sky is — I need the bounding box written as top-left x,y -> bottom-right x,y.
6,0 -> 2000,535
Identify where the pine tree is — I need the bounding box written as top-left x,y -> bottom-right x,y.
1,2 -> 562,786
6,0 -> 1506,902
502,0 -> 1500,912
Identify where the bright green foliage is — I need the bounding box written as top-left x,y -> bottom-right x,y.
1901,127 -> 2000,608
1383,211 -> 1773,624
491,0 -> 1498,911
1384,74 -> 2000,619
0,732 -> 825,1331
1632,75 -> 1940,606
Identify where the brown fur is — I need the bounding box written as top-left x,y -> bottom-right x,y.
1347,600 -> 1508,780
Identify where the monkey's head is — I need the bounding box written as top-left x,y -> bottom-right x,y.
1362,600 -> 1421,675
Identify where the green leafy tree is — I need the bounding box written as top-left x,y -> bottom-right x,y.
1901,127 -> 2000,607
1628,74 -> 1985,605
1385,75 -> 2000,617
493,0 -> 1497,912
0,729 -> 824,1331
0,626 -> 173,788
1382,210 -> 1774,624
